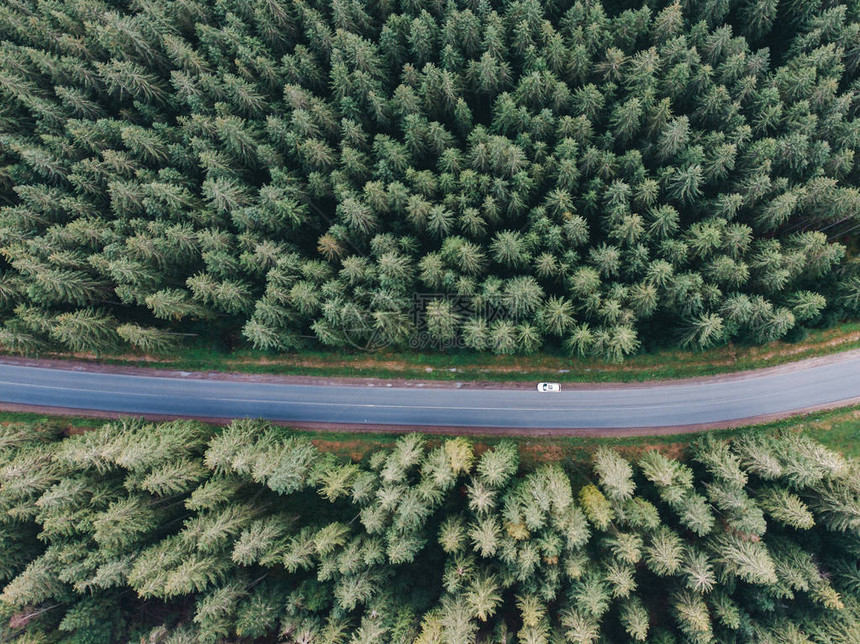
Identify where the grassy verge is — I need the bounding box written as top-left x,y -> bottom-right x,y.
4,405 -> 858,469
9,320 -> 860,384
306,405 -> 860,468
0,411 -> 103,430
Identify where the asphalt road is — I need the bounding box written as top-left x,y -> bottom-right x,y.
1,354 -> 860,430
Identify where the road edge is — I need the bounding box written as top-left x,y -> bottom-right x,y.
2,348 -> 860,391
3,395 -> 860,437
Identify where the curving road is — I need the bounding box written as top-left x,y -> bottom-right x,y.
1,353 -> 860,434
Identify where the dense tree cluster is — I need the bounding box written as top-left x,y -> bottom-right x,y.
2,0 -> 860,360
1,419 -> 860,641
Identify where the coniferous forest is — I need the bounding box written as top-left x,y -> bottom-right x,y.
0,419 -> 859,642
5,1 -> 860,642
1,0 -> 860,360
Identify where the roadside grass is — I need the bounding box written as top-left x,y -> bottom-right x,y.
0,411 -> 100,430
9,320 -> 860,384
3,405 -> 858,467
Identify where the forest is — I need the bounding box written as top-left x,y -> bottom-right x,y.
1,0 -> 860,360
0,419 -> 859,642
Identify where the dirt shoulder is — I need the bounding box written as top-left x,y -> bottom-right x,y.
2,321 -> 859,385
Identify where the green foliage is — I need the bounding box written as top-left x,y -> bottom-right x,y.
2,420 -> 859,641
0,0 -> 859,361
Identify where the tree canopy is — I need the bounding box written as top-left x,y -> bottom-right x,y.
1,0 -> 860,359
2,418 -> 860,641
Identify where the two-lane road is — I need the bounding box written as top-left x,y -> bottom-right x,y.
1,353 -> 860,434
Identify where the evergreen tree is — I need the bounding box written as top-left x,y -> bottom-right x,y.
0,0 -> 857,365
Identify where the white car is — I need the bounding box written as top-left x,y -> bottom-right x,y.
536,382 -> 561,392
